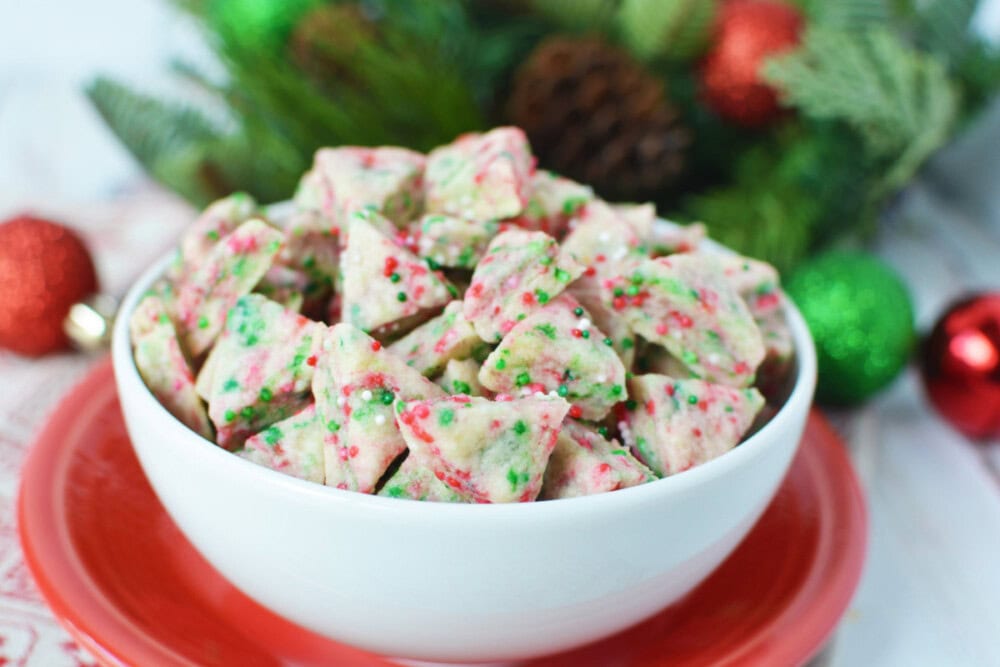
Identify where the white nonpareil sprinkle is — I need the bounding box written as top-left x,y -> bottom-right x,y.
534,391 -> 546,398
520,387 -> 533,396
595,374 -> 606,383
577,318 -> 591,331
336,396 -> 346,407
374,414 -> 386,425
361,390 -> 373,401
419,236 -> 434,250
598,232 -> 610,243
708,353 -> 720,365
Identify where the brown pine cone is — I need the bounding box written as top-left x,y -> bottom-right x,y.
506,36 -> 691,201
289,3 -> 377,86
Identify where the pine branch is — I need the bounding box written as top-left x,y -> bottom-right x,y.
615,0 -> 717,61
86,77 -> 223,204
798,0 -> 892,29
912,0 -> 980,62
763,28 -> 958,196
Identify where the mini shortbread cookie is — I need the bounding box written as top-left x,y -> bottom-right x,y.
561,200 -> 650,274
625,374 -> 764,476
173,192 -> 258,278
424,127 -> 534,221
540,419 -> 656,499
278,209 -> 340,296
293,145 -> 425,229
377,455 -> 467,502
204,294 -> 324,449
340,211 -> 456,334
479,294 -> 627,420
387,301 -> 486,376
174,218 -> 284,357
463,229 -> 584,343
568,273 -> 638,370
717,255 -> 783,319
410,213 -> 500,270
603,253 -> 765,387
313,323 -> 445,493
514,170 -> 593,237
395,394 -> 569,503
239,404 -> 325,483
435,358 -> 489,397
130,288 -> 213,439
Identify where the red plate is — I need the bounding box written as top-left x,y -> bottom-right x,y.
19,359 -> 866,667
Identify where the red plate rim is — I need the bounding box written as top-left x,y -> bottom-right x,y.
18,358 -> 867,666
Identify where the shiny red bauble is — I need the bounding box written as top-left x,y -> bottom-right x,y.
0,215 -> 98,356
700,0 -> 803,127
921,293 -> 1000,440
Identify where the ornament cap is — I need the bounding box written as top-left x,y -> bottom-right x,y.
64,294 -> 118,353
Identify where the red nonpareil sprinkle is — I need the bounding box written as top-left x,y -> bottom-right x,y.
398,411 -> 414,425
496,393 -> 514,402
501,320 -> 516,333
415,404 -> 431,419
584,266 -> 597,277
569,405 -> 583,419
348,446 -> 359,458
371,340 -> 382,352
692,427 -> 702,438
595,254 -> 606,263
413,285 -> 425,300
338,447 -> 350,461
673,312 -> 694,328
698,400 -> 709,412
665,384 -> 675,396
383,257 -> 398,277
645,399 -> 655,416
521,291 -> 535,305
655,323 -> 669,336
734,361 -> 750,375
613,296 -> 627,310
306,355 -> 318,367
598,463 -> 612,474
571,328 -> 583,338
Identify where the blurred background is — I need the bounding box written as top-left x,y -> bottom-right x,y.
2,1 -> 1000,665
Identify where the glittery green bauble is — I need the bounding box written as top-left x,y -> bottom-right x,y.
787,251 -> 915,405
208,0 -> 322,53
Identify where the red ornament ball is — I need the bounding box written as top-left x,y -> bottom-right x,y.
700,0 -> 803,127
921,293 -> 1000,440
0,215 -> 98,356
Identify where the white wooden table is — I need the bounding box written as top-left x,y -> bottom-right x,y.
2,2 -> 1000,665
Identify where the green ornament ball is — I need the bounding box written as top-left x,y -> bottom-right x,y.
786,251 -> 915,405
208,0 -> 322,53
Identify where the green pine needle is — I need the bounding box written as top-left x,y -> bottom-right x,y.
764,28 -> 958,196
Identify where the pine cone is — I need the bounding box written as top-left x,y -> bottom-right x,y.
506,36 -> 690,201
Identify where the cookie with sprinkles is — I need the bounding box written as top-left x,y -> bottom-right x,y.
717,254 -> 783,319
293,145 -> 425,230
130,287 -> 213,439
436,358 -> 489,397
463,229 -> 584,343
512,170 -> 593,238
377,455 -> 468,502
313,323 -> 446,493
204,294 -> 324,449
410,213 -> 499,270
254,265 -> 309,312
424,126 -> 534,221
340,210 -> 455,334
387,301 -> 487,376
276,209 -> 340,297
540,419 -> 655,499
603,253 -> 765,387
395,394 -> 570,503
174,218 -> 284,357
239,404 -> 325,484
568,273 -> 638,370
171,192 -> 258,280
561,200 -> 651,275
625,374 -> 764,476
479,293 -> 627,420
648,220 -> 706,257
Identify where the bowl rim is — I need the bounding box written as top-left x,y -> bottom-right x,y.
112,222 -> 817,520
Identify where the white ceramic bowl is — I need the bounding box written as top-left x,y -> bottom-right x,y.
112,242 -> 816,664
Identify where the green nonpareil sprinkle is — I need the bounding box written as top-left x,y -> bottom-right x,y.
495,359 -> 507,370
611,384 -> 623,396
223,378 -> 239,392
453,380 -> 472,394
622,338 -> 634,350
535,323 -> 557,340
535,289 -> 550,304
513,420 -> 528,435
557,384 -> 569,397
241,406 -> 255,419
603,337 -> 613,346
625,399 -> 637,410
264,426 -> 282,446
506,467 -> 519,490
206,229 -> 220,241
610,448 -> 627,456
396,401 -> 406,414
515,372 -> 531,387
389,273 -> 401,283
613,287 -> 624,297
381,390 -> 395,405
539,256 -> 553,266
626,285 -> 640,297
688,394 -> 699,405
446,284 -> 459,298
630,273 -> 644,285
597,426 -> 609,438
259,387 -> 273,402
396,292 -> 408,302
439,408 -> 455,426
573,307 -> 584,316
197,315 -> 210,329
425,257 -> 441,270
302,256 -> 316,269
580,330 -> 589,339
554,268 -> 572,283
224,409 -> 236,423
327,420 -> 341,432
